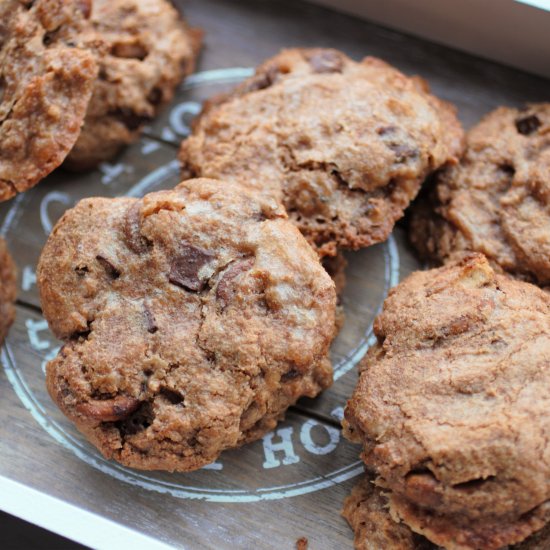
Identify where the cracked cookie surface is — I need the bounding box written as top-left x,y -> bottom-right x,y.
343,477 -> 550,550
410,104 -> 550,287
65,0 -> 202,169
0,0 -> 99,201
179,48 -> 464,258
38,178 -> 336,471
343,254 -> 550,549
0,238 -> 16,346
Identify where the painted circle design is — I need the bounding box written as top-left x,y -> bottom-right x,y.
1,68 -> 400,502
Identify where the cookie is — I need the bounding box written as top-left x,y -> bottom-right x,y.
342,476 -> 435,550
179,48 -> 464,258
410,104 -> 550,287
322,253 -> 347,332
38,178 -> 336,471
343,477 -> 550,550
322,252 -> 347,296
65,0 -> 202,169
0,238 -> 17,345
343,254 -> 550,549
0,0 -> 99,201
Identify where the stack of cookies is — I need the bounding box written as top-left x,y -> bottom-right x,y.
343,105 -> 550,549
343,254 -> 550,549
0,1 -> 548,546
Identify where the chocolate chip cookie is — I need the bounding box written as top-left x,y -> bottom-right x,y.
0,0 -> 99,201
38,178 -> 336,471
342,476 -> 434,550
343,477 -> 550,550
0,238 -> 16,345
65,0 -> 202,169
410,104 -> 550,287
322,252 -> 347,296
180,48 -> 464,258
343,254 -> 550,549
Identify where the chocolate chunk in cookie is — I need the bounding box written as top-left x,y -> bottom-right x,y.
343,254 -> 550,549
168,245 -> 215,291
515,114 -> 541,136
65,0 -> 202,169
38,178 -> 336,471
180,48 -> 464,258
410,103 -> 550,287
0,0 -> 99,201
0,238 -> 16,346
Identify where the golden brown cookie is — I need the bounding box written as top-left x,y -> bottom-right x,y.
344,254 -> 550,549
343,476 -> 434,550
65,0 -> 202,169
322,252 -> 347,331
0,0 -> 99,201
38,178 -> 336,471
180,48 -> 464,258
322,252 -> 347,296
0,238 -> 16,345
343,477 -> 550,550
410,104 -> 550,287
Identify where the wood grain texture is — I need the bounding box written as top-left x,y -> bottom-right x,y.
0,0 -> 549,547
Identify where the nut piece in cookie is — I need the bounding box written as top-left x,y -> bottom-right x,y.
65,0 -> 203,169
410,103 -> 550,288
343,254 -> 550,549
180,48 -> 464,258
0,238 -> 17,345
38,178 -> 337,472
0,0 -> 99,201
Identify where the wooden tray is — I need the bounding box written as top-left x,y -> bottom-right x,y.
0,0 -> 548,547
